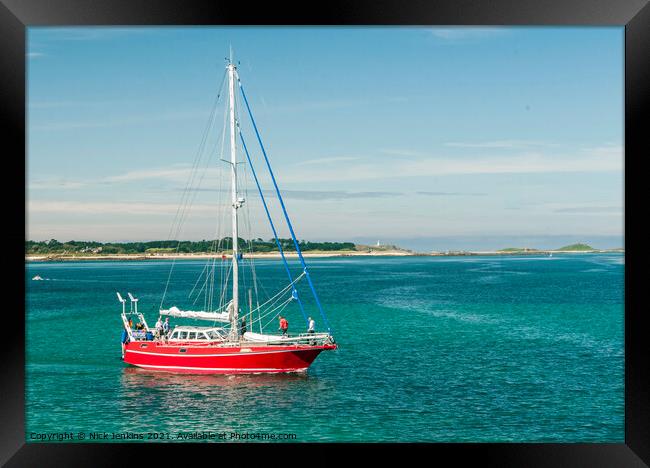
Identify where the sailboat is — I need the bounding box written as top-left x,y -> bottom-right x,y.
118,57 -> 336,374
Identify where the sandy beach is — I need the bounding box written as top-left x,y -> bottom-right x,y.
24,249 -> 622,262
25,250 -> 416,261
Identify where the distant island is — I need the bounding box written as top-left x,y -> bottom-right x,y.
495,243 -> 624,253
497,243 -> 598,253
433,243 -> 623,256
27,238 -> 357,255
25,238 -> 413,261
25,239 -> 622,261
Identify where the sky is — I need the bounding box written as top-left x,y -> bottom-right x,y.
27,27 -> 624,251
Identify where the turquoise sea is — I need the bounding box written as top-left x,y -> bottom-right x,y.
25,254 -> 624,442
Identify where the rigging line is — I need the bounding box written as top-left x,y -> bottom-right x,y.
248,254 -> 261,327
254,294 -> 294,324
237,128 -> 309,325
162,148 -> 214,309
240,271 -> 304,321
239,162 -> 259,324
197,212 -> 222,307
219,246 -> 227,311
192,272 -> 210,307
167,69 -> 226,242
199,85 -> 227,310
256,284 -> 291,314
173,131 -> 222,241
205,256 -> 214,312
261,297 -> 293,331
207,243 -> 218,312
219,256 -> 234,307
206,209 -> 224,313
237,98 -> 262,328
235,92 -> 260,327
160,70 -> 227,309
174,96 -> 228,311
196,247 -> 214,306
210,146 -> 226,313
240,145 -> 262,326
207,110 -> 229,315
189,262 -> 210,298
217,94 -> 231,310
248,271 -> 305,316
215,140 -> 228,312
237,77 -> 331,332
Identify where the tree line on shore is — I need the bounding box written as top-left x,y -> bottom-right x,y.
25,239 -> 357,255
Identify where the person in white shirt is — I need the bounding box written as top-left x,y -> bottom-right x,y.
307,317 -> 315,334
154,316 -> 163,339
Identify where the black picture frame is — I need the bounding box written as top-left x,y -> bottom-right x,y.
3,0 -> 648,465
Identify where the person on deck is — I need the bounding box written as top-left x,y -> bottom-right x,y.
154,316 -> 163,340
279,316 -> 289,336
307,316 -> 315,334
163,317 -> 170,336
240,317 -> 247,336
121,328 -> 129,359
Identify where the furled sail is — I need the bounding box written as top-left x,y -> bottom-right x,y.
160,304 -> 231,323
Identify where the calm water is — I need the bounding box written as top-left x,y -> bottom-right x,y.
25,254 -> 624,442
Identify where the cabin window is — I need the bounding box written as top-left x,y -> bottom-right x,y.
188,332 -> 196,340
178,331 -> 188,340
207,329 -> 225,340
196,332 -> 207,340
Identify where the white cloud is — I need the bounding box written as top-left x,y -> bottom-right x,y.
30,109 -> 209,131
444,140 -> 559,149
27,200 -> 223,216
379,149 -> 429,158
104,165 -> 201,183
295,156 -> 363,166
28,180 -> 88,190
280,148 -> 624,183
554,206 -> 622,214
29,144 -> 623,194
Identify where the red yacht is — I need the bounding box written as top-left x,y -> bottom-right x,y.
118,55 -> 336,374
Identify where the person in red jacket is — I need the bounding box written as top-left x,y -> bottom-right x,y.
278,316 -> 289,336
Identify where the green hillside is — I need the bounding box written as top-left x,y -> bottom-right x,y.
26,238 -> 357,255
554,243 -> 595,251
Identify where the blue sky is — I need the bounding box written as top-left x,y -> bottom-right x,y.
27,27 -> 624,251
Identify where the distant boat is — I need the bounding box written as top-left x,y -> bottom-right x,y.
32,275 -> 43,281
118,55 -> 336,374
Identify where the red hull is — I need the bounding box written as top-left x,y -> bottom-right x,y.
124,341 -> 336,374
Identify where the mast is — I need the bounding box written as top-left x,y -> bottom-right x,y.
228,59 -> 239,338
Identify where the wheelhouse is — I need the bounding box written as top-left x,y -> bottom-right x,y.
167,326 -> 228,342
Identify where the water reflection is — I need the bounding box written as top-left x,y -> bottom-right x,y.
120,365 -> 312,393
117,367 -> 325,433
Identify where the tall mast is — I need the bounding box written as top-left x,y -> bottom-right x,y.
228,59 -> 239,337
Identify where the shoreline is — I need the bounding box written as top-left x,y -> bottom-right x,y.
25,249 -> 624,262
